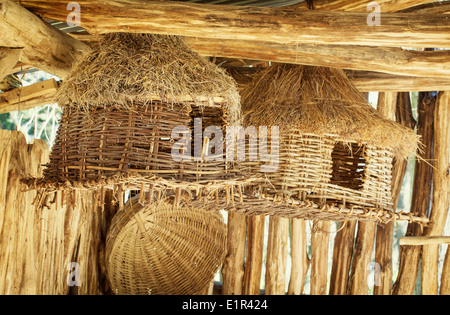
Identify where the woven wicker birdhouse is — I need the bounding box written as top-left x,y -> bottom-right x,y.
106,196 -> 227,295
218,64 -> 427,225
24,33 -> 243,197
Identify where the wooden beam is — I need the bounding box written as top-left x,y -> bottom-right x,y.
299,0 -> 439,12
74,34 -> 450,79
189,38 -> 450,79
12,0 -> 450,49
421,91 -> 450,295
346,71 -> 450,92
0,0 -> 89,79
0,79 -> 58,114
399,236 -> 450,246
228,67 -> 450,92
373,92 -> 398,296
0,47 -> 21,81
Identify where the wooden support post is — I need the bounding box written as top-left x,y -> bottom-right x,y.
310,220 -> 331,295
288,218 -> 309,295
0,47 -> 22,81
221,212 -> 246,295
329,220 -> 357,295
392,92 -> 435,295
347,222 -> 376,295
243,215 -> 265,295
421,91 -> 450,295
0,0 -> 89,79
264,217 -> 289,295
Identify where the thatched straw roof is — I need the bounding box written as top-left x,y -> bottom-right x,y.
241,64 -> 419,158
56,32 -> 241,124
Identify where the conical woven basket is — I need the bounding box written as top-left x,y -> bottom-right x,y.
106,196 -> 227,295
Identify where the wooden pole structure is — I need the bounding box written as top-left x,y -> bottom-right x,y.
329,220 -> 357,295
288,218 -> 309,295
0,79 -> 58,113
243,215 -> 265,295
310,220 -> 331,295
0,47 -> 22,81
392,92 -> 435,295
264,217 -> 289,295
221,212 -> 247,295
441,248 -> 450,295
0,0 -> 89,79
399,236 -> 450,246
421,91 -> 450,295
374,92 -> 407,295
11,1 -> 450,49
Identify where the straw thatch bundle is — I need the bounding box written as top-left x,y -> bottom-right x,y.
57,33 -> 241,124
242,64 -> 418,159
106,196 -> 227,295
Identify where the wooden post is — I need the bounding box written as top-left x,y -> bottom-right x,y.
288,218 -> 309,295
392,92 -> 435,295
310,220 -> 331,295
421,91 -> 450,295
0,47 -> 22,81
329,220 -> 357,295
264,217 -> 289,295
374,92 -> 397,295
243,215 -> 265,295
347,222 -> 376,295
221,212 -> 246,295
441,248 -> 450,295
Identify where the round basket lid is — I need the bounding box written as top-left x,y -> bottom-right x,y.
106,197 -> 227,295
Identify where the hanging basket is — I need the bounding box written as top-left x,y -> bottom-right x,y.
22,33 -> 247,197
214,64 -> 429,225
105,196 -> 227,295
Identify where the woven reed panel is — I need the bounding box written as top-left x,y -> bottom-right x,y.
106,197 -> 227,295
43,101 -> 239,188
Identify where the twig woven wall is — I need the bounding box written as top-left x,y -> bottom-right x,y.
106,196 -> 227,295
23,33 -> 244,197
218,64 -> 428,225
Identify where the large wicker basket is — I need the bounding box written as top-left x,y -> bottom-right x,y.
106,196 -> 227,295
212,64 -> 428,225
23,33 -> 245,196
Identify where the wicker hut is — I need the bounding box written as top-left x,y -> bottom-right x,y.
219,64 -> 427,224
106,196 -> 227,295
24,33 -> 243,196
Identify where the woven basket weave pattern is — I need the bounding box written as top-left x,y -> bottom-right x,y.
43,101 -> 239,186
234,132 -> 395,221
106,198 -> 227,295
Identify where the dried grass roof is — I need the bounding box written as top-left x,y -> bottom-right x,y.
241,64 -> 419,158
56,33 -> 241,124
